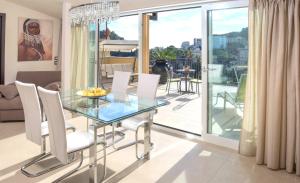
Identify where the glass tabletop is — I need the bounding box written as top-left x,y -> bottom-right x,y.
60,90 -> 167,125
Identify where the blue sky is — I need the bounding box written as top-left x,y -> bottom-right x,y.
102,7 -> 248,48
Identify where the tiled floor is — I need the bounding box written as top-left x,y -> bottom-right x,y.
1,117 -> 300,183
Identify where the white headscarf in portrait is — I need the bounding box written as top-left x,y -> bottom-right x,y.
23,19 -> 45,59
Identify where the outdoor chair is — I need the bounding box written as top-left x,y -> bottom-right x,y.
189,72 -> 202,95
15,81 -> 76,177
165,67 -> 181,94
233,65 -> 248,84
214,74 -> 247,111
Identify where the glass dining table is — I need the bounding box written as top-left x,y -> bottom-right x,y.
60,90 -> 167,183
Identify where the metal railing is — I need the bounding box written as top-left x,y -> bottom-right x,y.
150,58 -> 202,79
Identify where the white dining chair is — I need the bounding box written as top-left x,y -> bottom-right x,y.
111,71 -> 131,95
38,86 -> 106,183
15,81 -> 76,177
109,71 -> 131,146
112,73 -> 160,159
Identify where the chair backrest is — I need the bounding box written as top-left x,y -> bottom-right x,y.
111,71 -> 131,95
233,66 -> 248,84
137,73 -> 160,100
15,81 -> 42,145
165,67 -> 172,79
38,87 -> 68,164
235,74 -> 247,103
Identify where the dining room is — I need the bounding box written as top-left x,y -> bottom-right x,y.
1,0 -> 300,183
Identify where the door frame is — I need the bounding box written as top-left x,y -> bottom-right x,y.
201,0 -> 248,150
0,13 -> 5,84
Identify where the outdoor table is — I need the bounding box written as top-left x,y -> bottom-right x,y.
176,69 -> 196,93
60,90 -> 166,183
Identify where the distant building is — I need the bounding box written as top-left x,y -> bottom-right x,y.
181,41 -> 190,50
237,48 -> 248,65
191,47 -> 201,58
213,35 -> 227,49
193,38 -> 202,48
228,36 -> 245,45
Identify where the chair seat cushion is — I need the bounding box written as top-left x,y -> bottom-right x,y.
66,132 -> 94,153
41,121 -> 75,136
121,116 -> 148,131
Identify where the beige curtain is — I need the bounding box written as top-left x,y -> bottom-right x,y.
70,25 -> 89,89
240,0 -> 300,175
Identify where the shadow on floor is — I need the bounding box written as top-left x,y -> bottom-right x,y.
155,144 -> 228,183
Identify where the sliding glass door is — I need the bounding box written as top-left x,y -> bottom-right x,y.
201,0 -> 248,148
149,7 -> 202,135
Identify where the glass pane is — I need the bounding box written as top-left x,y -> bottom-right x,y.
99,15 -> 138,57
207,8 -> 248,140
149,7 -> 202,135
98,15 -> 139,86
60,91 -> 166,124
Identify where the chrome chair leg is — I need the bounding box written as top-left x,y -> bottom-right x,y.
21,126 -> 75,178
112,123 -> 154,160
214,93 -> 220,106
52,151 -> 84,183
21,152 -> 51,177
21,136 -> 54,177
41,136 -> 46,153
165,81 -> 169,91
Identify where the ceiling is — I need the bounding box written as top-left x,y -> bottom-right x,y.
7,0 -> 203,18
7,0 -> 63,18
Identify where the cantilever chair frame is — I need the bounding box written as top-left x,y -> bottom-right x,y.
38,87 -> 107,183
111,110 -> 156,160
111,73 -> 159,160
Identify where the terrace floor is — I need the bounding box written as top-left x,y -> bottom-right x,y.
127,81 -> 242,140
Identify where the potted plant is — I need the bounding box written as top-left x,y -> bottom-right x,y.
151,47 -> 176,84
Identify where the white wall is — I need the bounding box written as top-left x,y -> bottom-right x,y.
0,0 -> 61,84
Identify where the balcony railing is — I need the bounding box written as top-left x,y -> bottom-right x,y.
150,58 -> 202,79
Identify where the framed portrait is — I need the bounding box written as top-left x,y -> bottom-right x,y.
18,18 -> 53,61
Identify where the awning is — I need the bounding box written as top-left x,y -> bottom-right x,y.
99,40 -> 138,51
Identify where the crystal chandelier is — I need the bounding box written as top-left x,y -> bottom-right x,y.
69,0 -> 120,25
